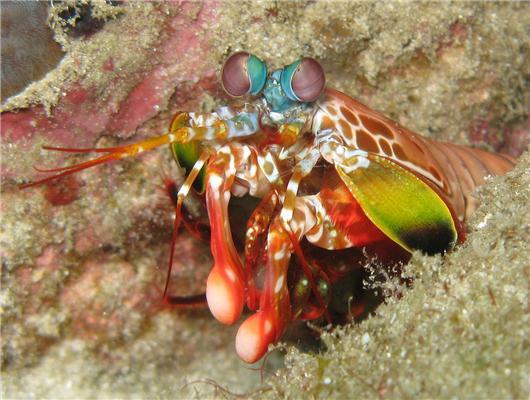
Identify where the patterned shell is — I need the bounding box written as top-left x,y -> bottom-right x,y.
312,89 -> 516,221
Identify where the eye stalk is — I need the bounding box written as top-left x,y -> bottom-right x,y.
221,52 -> 267,97
280,57 -> 325,103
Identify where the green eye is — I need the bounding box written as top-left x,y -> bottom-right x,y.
222,52 -> 267,97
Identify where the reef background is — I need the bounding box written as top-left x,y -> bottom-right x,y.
1,1 -> 528,398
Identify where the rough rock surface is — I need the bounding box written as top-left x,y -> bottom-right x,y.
1,1 -> 528,398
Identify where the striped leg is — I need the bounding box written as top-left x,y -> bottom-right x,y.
163,150 -> 211,306
235,215 -> 293,363
278,148 -> 330,318
235,195 -> 329,363
163,176 -> 210,243
235,148 -> 322,363
244,191 -> 279,311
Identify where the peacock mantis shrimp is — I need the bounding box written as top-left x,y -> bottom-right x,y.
21,52 -> 516,363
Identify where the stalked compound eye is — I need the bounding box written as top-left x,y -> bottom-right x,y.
221,52 -> 267,97
280,57 -> 325,102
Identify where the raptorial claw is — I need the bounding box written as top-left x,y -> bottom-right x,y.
203,148 -> 248,325
235,310 -> 275,363
206,266 -> 245,325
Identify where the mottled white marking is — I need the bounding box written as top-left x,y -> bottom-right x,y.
274,276 -> 284,294
209,174 -> 223,201
289,219 -> 300,233
286,178 -> 300,195
216,106 -> 235,119
304,195 -> 353,250
258,153 -> 280,183
209,173 -> 223,189
278,148 -> 290,161
273,247 -> 286,261
264,319 -> 272,335
228,153 -> 236,174
248,162 -> 257,177
340,156 -> 371,174
318,136 -> 371,172
269,112 -> 284,122
189,112 -> 220,127
241,146 -> 252,160
306,223 -> 324,245
225,268 -> 237,283
280,209 -> 292,224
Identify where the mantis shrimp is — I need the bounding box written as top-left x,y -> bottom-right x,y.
21,52 -> 516,363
